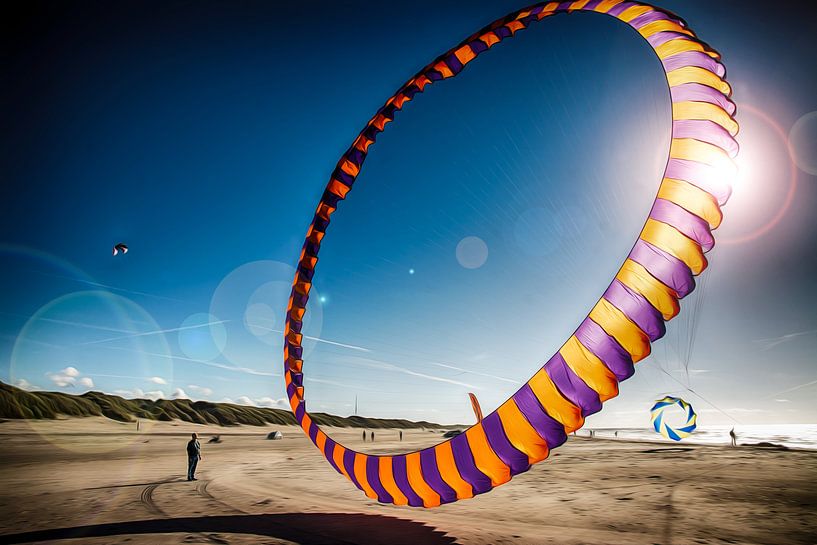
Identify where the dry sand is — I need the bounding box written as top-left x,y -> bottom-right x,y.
0,417 -> 815,545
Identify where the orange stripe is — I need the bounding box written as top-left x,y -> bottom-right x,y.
496,400 -> 550,464
479,32 -> 500,47
316,430 -> 327,454
378,457 -> 408,506
657,177 -> 722,229
465,424 -> 510,487
339,159 -> 360,177
432,61 -> 454,78
332,444 -> 350,480
527,368 -> 584,432
589,299 -> 651,363
560,336 -> 619,401
616,259 -> 680,320
454,45 -> 476,65
506,20 -> 525,33
353,454 -> 378,500
405,452 -> 441,507
434,442 -> 473,499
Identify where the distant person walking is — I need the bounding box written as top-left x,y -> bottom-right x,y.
362,430 -> 366,442
729,427 -> 737,447
614,430 -> 618,438
187,433 -> 202,481
370,431 -> 374,442
399,430 -> 403,441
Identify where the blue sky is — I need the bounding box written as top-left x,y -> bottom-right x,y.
2,0 -> 816,427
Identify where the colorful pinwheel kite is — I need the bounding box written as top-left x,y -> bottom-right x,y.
283,0 -> 738,507
651,396 -> 698,441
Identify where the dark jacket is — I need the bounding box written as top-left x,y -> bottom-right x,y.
187,439 -> 201,458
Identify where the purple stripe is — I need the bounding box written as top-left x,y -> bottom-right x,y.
673,119 -> 738,157
286,381 -> 297,400
574,318 -> 635,379
481,413 -> 530,475
419,449 -> 458,504
671,82 -> 735,115
308,421 -> 319,444
646,30 -> 690,48
343,450 -> 364,491
603,279 -> 666,342
662,50 -> 725,77
450,433 -> 492,494
581,0 -> 605,10
323,438 -> 343,475
391,455 -> 425,507
666,158 -> 732,205
630,10 -> 676,29
607,1 -> 640,17
366,456 -> 393,504
558,2 -> 573,11
629,239 -> 695,298
650,198 -> 714,251
295,402 -> 306,423
543,352 -> 602,417
512,385 -> 568,449
290,372 -> 303,387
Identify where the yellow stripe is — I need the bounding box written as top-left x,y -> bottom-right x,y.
593,0 -> 625,13
496,400 -> 550,464
588,299 -> 651,363
667,66 -> 731,95
405,452 -> 441,507
670,138 -> 736,172
378,457 -> 408,506
353,454 -> 378,500
465,424 -> 510,487
559,335 -> 620,400
656,38 -> 707,60
617,5 -> 651,22
672,101 -> 739,136
527,368 -> 584,432
616,259 -> 680,320
658,177 -> 722,229
638,20 -> 694,39
434,442 -> 474,500
569,0 -> 592,10
641,218 -> 707,275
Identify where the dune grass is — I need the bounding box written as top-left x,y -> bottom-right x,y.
0,381 -> 445,429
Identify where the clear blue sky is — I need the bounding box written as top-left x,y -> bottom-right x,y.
2,0 -> 815,427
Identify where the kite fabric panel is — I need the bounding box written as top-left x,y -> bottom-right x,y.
283,0 -> 738,507
651,396 -> 698,440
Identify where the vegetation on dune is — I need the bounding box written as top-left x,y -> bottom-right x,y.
0,381 -> 445,429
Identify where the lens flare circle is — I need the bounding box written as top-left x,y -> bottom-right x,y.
789,111 -> 817,176
456,236 -> 489,269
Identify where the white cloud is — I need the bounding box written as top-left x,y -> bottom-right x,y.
235,396 -> 254,406
112,388 -> 164,401
14,378 -> 39,391
775,399 -> 790,403
77,377 -> 94,388
255,396 -> 288,409
219,397 -> 235,404
188,384 -> 213,396
172,388 -> 188,399
149,376 -> 167,385
46,366 -> 82,387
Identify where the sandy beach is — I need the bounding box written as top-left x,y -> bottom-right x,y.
0,417 -> 815,545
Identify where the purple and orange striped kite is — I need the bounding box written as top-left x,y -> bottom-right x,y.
283,0 -> 738,507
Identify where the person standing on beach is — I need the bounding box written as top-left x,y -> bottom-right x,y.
370,431 -> 374,442
187,433 -> 202,481
362,430 -> 366,442
399,430 -> 403,441
729,427 -> 737,447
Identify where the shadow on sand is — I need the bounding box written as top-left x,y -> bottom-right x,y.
1,512 -> 458,544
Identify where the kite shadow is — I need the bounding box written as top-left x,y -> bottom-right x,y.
0,512 -> 458,545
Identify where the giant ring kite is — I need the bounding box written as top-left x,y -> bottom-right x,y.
283,0 -> 738,507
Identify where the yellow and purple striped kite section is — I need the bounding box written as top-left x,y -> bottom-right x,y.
283,0 -> 739,507
651,396 -> 698,441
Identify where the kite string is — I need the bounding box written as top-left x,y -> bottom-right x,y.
650,363 -> 742,425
